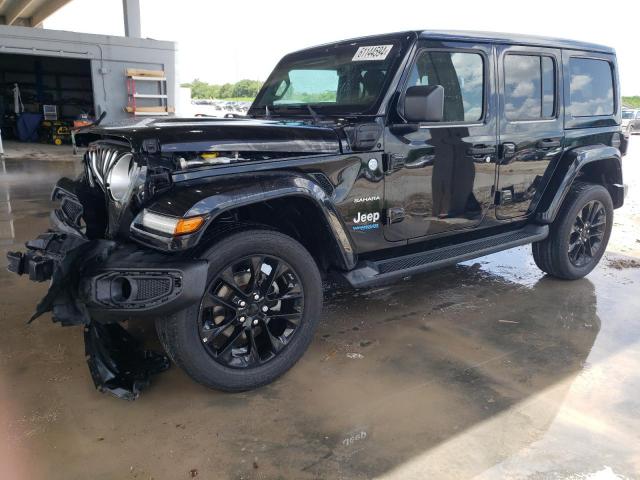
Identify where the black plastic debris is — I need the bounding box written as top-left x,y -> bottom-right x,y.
39,239 -> 115,325
84,322 -> 170,400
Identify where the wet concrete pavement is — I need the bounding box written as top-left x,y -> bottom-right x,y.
1,142 -> 640,479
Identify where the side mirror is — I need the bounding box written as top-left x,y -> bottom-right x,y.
402,85 -> 444,123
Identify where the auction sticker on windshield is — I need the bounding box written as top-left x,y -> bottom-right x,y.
352,45 -> 393,62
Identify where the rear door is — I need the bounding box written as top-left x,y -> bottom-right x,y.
495,45 -> 564,218
383,40 -> 498,241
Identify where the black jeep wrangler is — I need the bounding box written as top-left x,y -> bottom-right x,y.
7,31 -> 628,399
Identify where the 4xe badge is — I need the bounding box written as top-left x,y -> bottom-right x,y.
352,211 -> 380,231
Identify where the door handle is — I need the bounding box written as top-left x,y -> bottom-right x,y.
467,145 -> 497,156
537,138 -> 561,149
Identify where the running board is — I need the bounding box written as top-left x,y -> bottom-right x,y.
343,225 -> 549,288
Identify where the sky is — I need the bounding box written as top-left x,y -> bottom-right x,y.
44,0 -> 639,95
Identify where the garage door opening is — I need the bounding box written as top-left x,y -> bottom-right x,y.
0,53 -> 94,148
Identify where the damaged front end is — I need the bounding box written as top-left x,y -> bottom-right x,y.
6,140 -> 208,400
6,118 -> 344,399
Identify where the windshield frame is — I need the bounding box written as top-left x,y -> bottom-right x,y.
249,33 -> 415,118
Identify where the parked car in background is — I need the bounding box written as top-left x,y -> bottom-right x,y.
622,109 -> 639,136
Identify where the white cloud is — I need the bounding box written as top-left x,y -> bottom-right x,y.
512,81 -> 535,97
570,94 -> 614,116
571,74 -> 592,92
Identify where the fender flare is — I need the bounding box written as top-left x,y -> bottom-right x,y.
145,171 -> 356,269
536,144 -> 624,224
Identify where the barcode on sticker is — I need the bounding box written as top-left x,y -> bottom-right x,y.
352,45 -> 393,62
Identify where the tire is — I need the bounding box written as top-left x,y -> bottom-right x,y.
156,229 -> 323,392
630,125 -> 635,136
532,182 -> 613,280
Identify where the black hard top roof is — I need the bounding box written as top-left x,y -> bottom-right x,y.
294,30 -> 615,55
417,30 -> 615,53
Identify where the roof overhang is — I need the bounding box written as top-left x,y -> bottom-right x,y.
0,0 -> 72,27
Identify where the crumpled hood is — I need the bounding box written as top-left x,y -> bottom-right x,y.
86,117 -> 342,154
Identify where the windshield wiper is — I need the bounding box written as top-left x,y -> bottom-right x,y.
265,104 -> 323,124
307,105 -> 320,125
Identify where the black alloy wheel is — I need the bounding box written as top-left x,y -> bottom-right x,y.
568,200 -> 607,268
155,229 -> 322,392
532,182 -> 613,280
199,255 -> 304,368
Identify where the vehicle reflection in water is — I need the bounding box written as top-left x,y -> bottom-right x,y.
282,259 -> 601,478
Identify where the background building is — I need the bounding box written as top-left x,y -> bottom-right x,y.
0,0 -> 176,147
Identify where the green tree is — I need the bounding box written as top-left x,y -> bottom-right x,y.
623,96 -> 640,109
217,83 -> 232,98
232,79 -> 263,98
181,79 -> 264,100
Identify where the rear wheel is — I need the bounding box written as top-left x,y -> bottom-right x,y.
156,229 -> 323,392
532,182 -> 613,280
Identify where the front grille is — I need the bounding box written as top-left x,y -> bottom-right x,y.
85,143 -> 132,191
61,197 -> 83,225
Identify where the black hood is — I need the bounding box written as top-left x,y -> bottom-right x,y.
85,117 -> 342,155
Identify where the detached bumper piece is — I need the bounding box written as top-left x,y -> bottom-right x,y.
7,232 -> 87,282
7,227 -> 207,400
7,232 -> 115,325
84,323 -> 170,400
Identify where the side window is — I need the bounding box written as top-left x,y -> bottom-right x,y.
504,54 -> 556,120
406,51 -> 484,122
568,58 -> 614,117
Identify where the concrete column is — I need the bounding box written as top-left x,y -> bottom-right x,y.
122,0 -> 141,38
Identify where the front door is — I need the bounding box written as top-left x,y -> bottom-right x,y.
495,45 -> 564,218
383,41 -> 498,242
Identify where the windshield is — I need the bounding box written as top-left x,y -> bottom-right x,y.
250,34 -> 413,116
622,110 -> 635,119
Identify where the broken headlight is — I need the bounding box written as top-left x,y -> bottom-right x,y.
107,153 -> 135,202
86,143 -> 145,206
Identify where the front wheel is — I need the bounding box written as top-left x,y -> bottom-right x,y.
156,229 -> 323,392
533,182 -> 613,280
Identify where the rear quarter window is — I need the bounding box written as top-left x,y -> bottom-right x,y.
568,58 -> 614,117
504,54 -> 556,120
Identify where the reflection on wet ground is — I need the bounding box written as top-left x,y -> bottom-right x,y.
1,158 -> 639,480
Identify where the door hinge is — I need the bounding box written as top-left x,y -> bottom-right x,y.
495,188 -> 513,205
386,153 -> 406,172
387,207 -> 405,224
